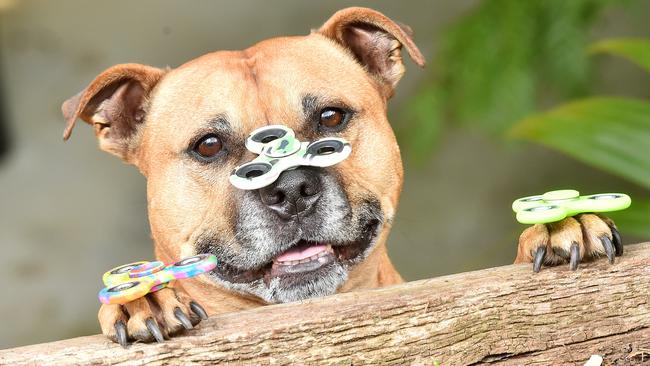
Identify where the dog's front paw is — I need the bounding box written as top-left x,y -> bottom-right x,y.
98,287 -> 208,348
514,214 -> 623,272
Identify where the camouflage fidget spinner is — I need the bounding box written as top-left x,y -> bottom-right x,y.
98,254 -> 218,305
229,125 -> 352,190
512,189 -> 631,224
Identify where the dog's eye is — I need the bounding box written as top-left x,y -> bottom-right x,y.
319,108 -> 346,128
194,135 -> 222,158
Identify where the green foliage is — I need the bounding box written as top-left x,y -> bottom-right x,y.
510,97 -> 650,188
395,86 -> 445,164
509,97 -> 650,237
590,38 -> 650,72
401,1 -> 649,237
400,0 -> 623,160
508,38 -> 650,237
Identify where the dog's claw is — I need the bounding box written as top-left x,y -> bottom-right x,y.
532,246 -> 546,273
174,307 -> 193,330
189,301 -> 208,320
115,320 -> 128,348
600,236 -> 616,264
145,318 -> 165,343
610,225 -> 623,256
569,242 -> 580,271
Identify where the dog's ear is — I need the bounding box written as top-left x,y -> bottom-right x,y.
61,63 -> 166,161
318,7 -> 425,98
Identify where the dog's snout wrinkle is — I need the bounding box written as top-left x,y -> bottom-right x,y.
258,168 -> 322,220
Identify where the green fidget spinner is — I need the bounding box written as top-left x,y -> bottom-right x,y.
512,189 -> 631,224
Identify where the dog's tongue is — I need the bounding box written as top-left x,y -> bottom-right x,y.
276,242 -> 328,262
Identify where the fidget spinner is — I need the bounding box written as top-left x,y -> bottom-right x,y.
512,189 -> 631,224
229,125 -> 352,190
98,254 -> 218,305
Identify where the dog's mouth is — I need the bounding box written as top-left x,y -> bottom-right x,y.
208,218 -> 381,285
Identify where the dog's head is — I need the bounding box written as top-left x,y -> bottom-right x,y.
62,8 -> 424,304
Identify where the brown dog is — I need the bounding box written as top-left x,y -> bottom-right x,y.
61,7 -> 623,347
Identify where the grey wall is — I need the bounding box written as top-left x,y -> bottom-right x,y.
0,0 -> 648,348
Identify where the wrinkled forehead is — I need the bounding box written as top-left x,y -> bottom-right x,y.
146,35 -> 379,144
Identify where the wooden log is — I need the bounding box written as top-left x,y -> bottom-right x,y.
2,242 -> 650,366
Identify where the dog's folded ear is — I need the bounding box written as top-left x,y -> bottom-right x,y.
318,7 -> 425,98
61,63 -> 166,161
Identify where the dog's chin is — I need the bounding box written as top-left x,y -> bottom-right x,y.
205,219 -> 381,304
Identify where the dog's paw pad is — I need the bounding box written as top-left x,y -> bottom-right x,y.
515,214 -> 622,272
98,287 -> 209,347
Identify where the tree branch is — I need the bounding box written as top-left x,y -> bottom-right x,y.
2,243 -> 650,365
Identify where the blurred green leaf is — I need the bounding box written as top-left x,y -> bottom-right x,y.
609,199 -> 650,238
395,86 -> 445,163
440,0 -> 538,133
590,38 -> 650,72
401,0 -> 627,160
509,97 -> 650,189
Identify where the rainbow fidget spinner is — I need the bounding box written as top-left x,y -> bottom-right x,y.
229,125 -> 352,190
98,254 -> 218,305
512,189 -> 631,224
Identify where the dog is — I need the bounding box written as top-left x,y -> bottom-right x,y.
61,7 -> 623,347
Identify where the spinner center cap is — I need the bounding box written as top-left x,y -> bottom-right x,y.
264,138 -> 301,158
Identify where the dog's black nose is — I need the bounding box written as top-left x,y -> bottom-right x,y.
259,168 -> 322,220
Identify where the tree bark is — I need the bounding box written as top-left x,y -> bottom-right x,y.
2,242 -> 650,366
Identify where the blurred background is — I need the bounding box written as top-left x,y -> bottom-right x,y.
1,0 -> 649,348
